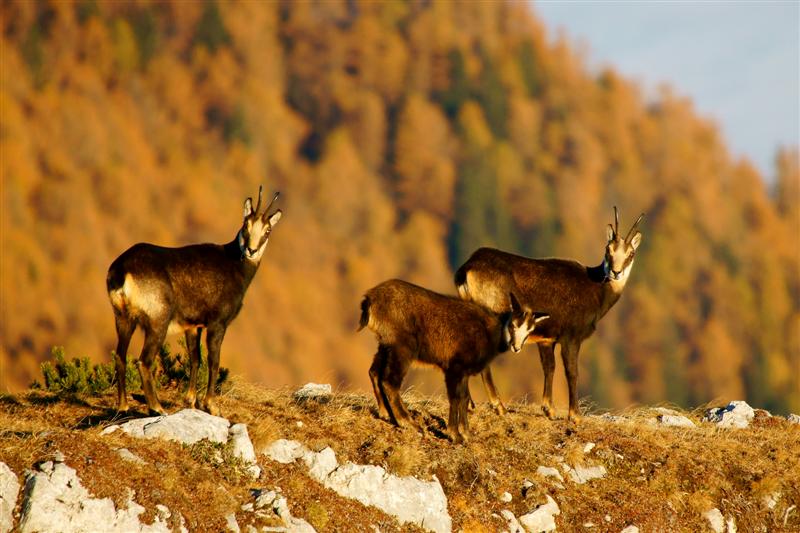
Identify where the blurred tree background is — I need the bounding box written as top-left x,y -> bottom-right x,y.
1,0 -> 798,414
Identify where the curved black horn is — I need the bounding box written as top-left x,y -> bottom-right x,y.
625,213 -> 645,243
613,206 -> 619,236
262,191 -> 280,219
254,185 -> 263,216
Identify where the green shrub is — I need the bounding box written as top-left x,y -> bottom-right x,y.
37,343 -> 228,396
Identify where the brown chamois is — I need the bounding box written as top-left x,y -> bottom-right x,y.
107,186 -> 282,416
358,279 -> 548,443
455,207 -> 643,422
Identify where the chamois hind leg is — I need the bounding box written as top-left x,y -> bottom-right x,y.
368,345 -> 391,420
381,346 -> 421,432
113,314 -> 135,413
560,339 -> 582,423
445,371 -> 470,444
202,325 -> 226,417
138,321 -> 168,416
184,328 -> 202,408
480,366 -> 507,415
538,343 -> 556,419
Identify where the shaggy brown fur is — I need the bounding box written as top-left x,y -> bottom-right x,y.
359,279 -> 547,443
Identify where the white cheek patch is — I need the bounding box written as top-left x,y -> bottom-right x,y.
243,220 -> 269,262
608,259 -> 634,292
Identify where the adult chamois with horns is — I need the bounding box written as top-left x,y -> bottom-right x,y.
107,186 -> 282,416
359,279 -> 548,443
455,207 -> 643,422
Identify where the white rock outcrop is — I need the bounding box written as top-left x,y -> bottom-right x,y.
1,462 -> 20,533
536,466 -> 564,483
102,409 -> 230,444
703,401 -> 755,429
229,424 -> 261,478
498,509 -> 524,533
703,508 -> 736,533
787,413 -> 800,424
263,439 -> 451,533
518,494 -> 560,532
17,460 -> 170,533
115,448 -> 146,465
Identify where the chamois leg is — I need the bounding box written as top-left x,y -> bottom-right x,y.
445,371 -> 470,444
480,366 -> 507,415
184,328 -> 202,408
381,347 -> 421,432
202,326 -> 226,417
113,314 -> 135,413
538,343 -> 556,419
368,345 -> 391,420
560,339 -> 581,423
138,322 -> 167,416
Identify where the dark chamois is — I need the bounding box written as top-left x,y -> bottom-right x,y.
107,186 -> 282,416
358,279 -> 548,443
455,207 -> 643,422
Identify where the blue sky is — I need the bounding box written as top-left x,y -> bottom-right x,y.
532,1 -> 799,182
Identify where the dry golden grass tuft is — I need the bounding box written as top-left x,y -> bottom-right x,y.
1,379 -> 799,532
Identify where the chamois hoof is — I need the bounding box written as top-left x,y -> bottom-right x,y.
541,404 -> 555,419
493,403 -> 507,416
148,407 -> 167,417
567,411 -> 582,424
467,399 -> 476,413
184,395 -> 198,409
202,401 -> 221,417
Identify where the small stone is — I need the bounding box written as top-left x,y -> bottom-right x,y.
704,508 -> 725,533
155,504 -> 171,520
499,509 -> 524,533
293,383 -> 332,402
536,466 -> 565,483
604,514 -> 612,522
241,503 -> 254,512
786,413 -> 800,424
763,491 -> 781,509
568,465 -> 607,484
620,526 -> 639,533
52,451 -> 65,463
518,495 -> 560,533
303,447 -> 338,481
703,401 -> 755,429
224,512 -> 240,533
657,414 -> 696,428
115,448 -> 146,465
296,421 -> 304,428
583,522 -> 595,528
254,490 -> 277,510
499,491 -> 513,503
263,439 -> 310,464
583,442 -> 595,454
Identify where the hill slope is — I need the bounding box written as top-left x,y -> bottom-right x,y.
1,0 -> 798,413
1,381 -> 799,532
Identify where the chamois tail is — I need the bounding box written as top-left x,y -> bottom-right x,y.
357,296 -> 371,331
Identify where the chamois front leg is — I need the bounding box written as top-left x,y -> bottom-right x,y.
480,366 -> 507,415
113,315 -> 135,413
538,343 -> 556,419
560,339 -> 581,423
445,371 -> 470,444
202,326 -> 226,417
184,328 -> 202,408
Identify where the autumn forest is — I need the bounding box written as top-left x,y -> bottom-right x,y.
1,0 -> 798,414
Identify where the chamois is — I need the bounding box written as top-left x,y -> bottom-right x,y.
358,279 -> 548,443
455,207 -> 643,422
107,186 -> 282,416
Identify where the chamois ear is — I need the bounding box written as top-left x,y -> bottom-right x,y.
243,198 -> 254,219
533,312 -> 549,325
630,231 -> 642,250
606,224 -> 615,242
268,209 -> 283,226
509,292 -> 522,314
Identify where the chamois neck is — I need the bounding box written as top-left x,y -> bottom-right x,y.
590,258 -> 625,320
497,312 -> 512,354
226,233 -> 261,287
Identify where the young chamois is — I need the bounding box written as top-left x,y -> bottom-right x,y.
455,207 -> 643,422
358,279 -> 548,443
107,186 -> 282,416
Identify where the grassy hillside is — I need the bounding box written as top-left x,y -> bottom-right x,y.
1,380 -> 799,532
1,0 -> 798,414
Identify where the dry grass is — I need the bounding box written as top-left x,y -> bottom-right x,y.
1,378 -> 799,532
